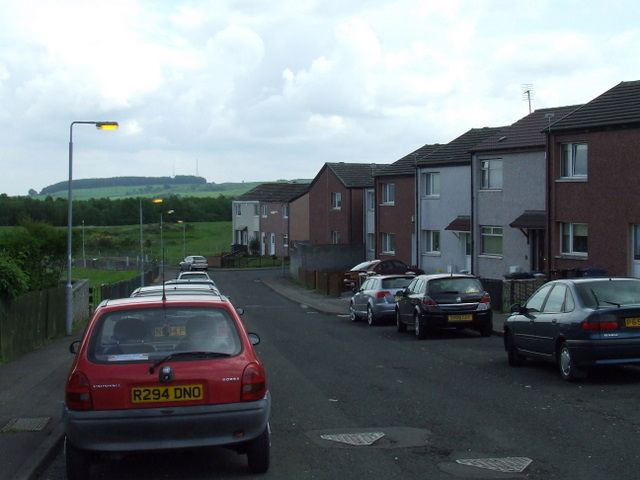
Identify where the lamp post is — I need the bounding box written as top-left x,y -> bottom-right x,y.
66,121 -> 118,336
139,199 -> 144,288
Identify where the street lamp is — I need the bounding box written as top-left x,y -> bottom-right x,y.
66,121 -> 118,336
139,199 -> 144,288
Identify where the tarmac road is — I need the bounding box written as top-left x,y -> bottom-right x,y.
38,269 -> 640,480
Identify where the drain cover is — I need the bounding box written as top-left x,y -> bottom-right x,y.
1,417 -> 50,433
320,432 -> 385,446
456,457 -> 532,473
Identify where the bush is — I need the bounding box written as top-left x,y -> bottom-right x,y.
0,253 -> 29,299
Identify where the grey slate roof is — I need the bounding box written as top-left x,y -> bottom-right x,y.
235,182 -> 310,202
549,80 -> 640,131
375,144 -> 441,177
418,127 -> 504,166
326,162 -> 378,188
472,105 -> 581,152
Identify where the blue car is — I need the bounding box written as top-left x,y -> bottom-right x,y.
349,275 -> 415,326
504,277 -> 640,381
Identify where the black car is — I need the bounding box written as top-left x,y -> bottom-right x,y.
395,274 -> 492,339
504,277 -> 640,381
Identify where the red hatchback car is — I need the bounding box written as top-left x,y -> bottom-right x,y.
63,294 -> 270,479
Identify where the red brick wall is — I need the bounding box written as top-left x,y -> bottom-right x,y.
549,127 -> 640,276
375,175 -> 415,264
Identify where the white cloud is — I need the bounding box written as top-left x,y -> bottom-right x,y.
0,0 -> 639,195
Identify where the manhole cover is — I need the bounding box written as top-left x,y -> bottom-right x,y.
1,417 -> 50,433
456,457 -> 532,473
320,432 -> 385,446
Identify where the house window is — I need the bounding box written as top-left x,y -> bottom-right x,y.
234,203 -> 241,216
381,233 -> 396,253
422,172 -> 440,197
331,230 -> 341,244
480,226 -> 503,256
561,143 -> 588,178
331,192 -> 342,210
283,233 -> 289,248
381,183 -> 395,205
561,223 -> 588,255
261,205 -> 267,218
253,204 -> 259,216
422,230 -> 440,254
481,159 -> 503,190
282,204 -> 289,218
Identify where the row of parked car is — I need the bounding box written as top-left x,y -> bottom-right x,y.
348,265 -> 640,382
63,260 -> 271,480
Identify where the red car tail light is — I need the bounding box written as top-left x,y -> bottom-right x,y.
66,371 -> 93,411
241,362 -> 267,402
581,315 -> 619,332
422,297 -> 438,308
375,291 -> 391,299
478,294 -> 491,311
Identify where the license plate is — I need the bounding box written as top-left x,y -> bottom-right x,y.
448,314 -> 473,322
625,317 -> 640,328
153,325 -> 186,337
131,384 -> 204,404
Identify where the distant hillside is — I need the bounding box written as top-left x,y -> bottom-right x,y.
35,176 -> 310,201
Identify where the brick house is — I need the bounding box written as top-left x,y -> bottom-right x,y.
547,80 -> 640,277
232,183 -> 309,257
373,144 -> 440,266
307,163 -> 377,248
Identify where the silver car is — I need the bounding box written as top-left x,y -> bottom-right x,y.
349,274 -> 415,326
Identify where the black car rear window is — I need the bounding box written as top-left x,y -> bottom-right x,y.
428,278 -> 483,295
576,280 -> 640,308
89,306 -> 241,363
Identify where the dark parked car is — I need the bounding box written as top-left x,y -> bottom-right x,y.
343,259 -> 421,290
349,274 -> 415,325
64,294 -> 270,479
395,274 -> 493,338
179,255 -> 209,271
504,277 -> 640,381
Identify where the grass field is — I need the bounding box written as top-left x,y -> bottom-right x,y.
79,221 -> 232,266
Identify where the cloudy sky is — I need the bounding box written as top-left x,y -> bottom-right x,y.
0,0 -> 638,196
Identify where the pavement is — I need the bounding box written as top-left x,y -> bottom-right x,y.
0,272 -> 509,480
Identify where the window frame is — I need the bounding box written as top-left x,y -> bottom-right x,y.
381,183 -> 395,205
234,203 -> 242,216
331,192 -> 342,210
480,225 -> 503,256
561,142 -> 588,179
560,222 -> 588,256
480,159 -> 503,190
421,229 -> 440,254
422,172 -> 440,197
331,230 -> 341,244
381,232 -> 396,254
261,205 -> 268,218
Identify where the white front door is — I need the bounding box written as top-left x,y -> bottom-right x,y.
632,225 -> 640,277
261,232 -> 266,256
269,233 -> 276,255
462,233 -> 471,273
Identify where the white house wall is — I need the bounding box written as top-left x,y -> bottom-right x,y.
473,151 -> 545,279
418,164 -> 470,273
231,201 -> 260,245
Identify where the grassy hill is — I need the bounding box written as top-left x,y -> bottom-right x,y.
34,181 -> 264,200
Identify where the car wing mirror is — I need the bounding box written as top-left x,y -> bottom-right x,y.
510,303 -> 526,314
248,332 -> 260,345
236,307 -> 244,316
69,339 -> 81,354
